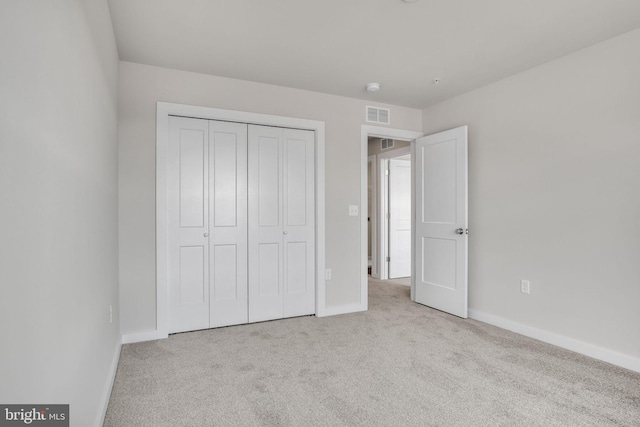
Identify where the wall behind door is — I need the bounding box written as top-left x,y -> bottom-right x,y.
118,61 -> 422,334
421,28 -> 640,362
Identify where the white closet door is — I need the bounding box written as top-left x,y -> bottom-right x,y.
208,121 -> 248,328
248,125 -> 284,322
168,118 -> 314,331
282,128 -> 315,318
248,125 -> 315,322
168,116 -> 210,333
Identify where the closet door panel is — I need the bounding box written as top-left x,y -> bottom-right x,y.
286,241 -> 307,294
257,136 -> 281,226
285,140 -> 307,226
209,121 -> 248,328
212,245 -> 238,301
283,129 -> 316,317
179,246 -> 206,304
212,132 -> 238,227
168,116 -> 210,333
248,125 -> 284,322
179,130 -> 206,228
258,243 -> 280,297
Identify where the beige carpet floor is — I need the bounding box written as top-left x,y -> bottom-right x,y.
384,276 -> 411,286
105,279 -> 640,426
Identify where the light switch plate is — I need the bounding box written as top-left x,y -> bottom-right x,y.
349,205 -> 359,216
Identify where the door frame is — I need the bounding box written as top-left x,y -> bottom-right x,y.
361,126 -> 423,308
367,155 -> 378,279
157,102 -> 326,339
377,146 -> 412,280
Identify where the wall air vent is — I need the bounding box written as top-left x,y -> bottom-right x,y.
381,138 -> 394,150
366,106 -> 391,124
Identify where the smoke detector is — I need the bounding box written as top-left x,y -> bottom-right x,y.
366,82 -> 381,93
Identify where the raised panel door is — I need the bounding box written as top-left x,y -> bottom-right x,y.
208,121 -> 248,328
248,125 -> 284,322
283,129 -> 315,317
415,126 -> 468,318
168,116 -> 210,333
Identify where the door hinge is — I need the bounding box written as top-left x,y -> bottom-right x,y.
385,169 -> 390,176
386,256 -> 391,262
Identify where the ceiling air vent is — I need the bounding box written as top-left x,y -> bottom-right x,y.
381,138 -> 394,150
366,106 -> 391,125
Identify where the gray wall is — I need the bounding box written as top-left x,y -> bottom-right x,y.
0,1 -> 120,425
422,29 -> 640,360
118,61 -> 422,334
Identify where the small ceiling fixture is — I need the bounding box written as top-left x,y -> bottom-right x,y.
366,82 -> 381,93
432,78 -> 441,85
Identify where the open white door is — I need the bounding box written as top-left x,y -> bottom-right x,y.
388,158 -> 411,278
414,126 -> 468,318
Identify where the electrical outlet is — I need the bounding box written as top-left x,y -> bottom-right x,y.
348,205 -> 359,216
520,280 -> 530,294
109,305 -> 113,323
325,269 -> 332,280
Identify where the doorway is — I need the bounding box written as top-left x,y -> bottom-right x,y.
370,142 -> 412,281
361,125 -> 469,318
361,126 -> 423,307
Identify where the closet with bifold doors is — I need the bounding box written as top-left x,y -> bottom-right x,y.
167,116 -> 315,334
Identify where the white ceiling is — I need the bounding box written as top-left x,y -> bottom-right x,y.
107,0 -> 640,109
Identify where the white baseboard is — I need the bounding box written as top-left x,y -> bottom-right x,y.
95,335 -> 121,427
468,309 -> 640,374
121,304 -> 367,339
318,303 -> 366,317
122,329 -> 161,344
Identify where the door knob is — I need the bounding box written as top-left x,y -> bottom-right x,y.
204,233 -> 209,237
455,228 -> 464,235
283,231 -> 288,235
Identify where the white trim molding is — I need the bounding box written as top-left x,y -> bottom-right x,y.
469,309 -> 640,373
121,330 -> 161,345
156,102 -> 326,337
367,155 -> 378,279
321,303 -> 367,317
95,336 -> 121,427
